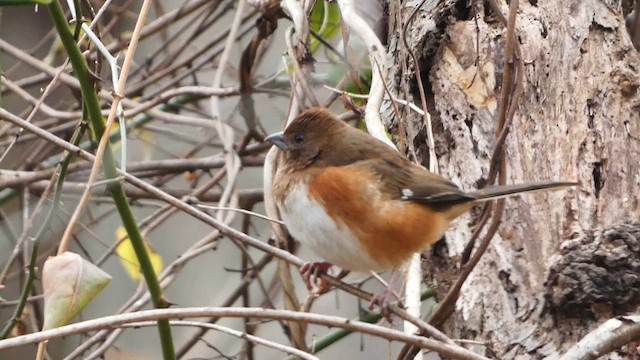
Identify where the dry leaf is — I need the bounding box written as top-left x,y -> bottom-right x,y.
43,252 -> 111,329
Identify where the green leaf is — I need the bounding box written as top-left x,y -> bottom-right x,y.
309,1 -> 341,53
0,0 -> 52,5
42,252 -> 111,329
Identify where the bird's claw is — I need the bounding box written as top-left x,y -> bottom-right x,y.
300,261 -> 333,292
369,288 -> 397,323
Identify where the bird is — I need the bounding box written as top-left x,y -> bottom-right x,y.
266,107 -> 576,311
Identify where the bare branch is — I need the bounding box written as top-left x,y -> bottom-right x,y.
560,316 -> 640,360
0,306 -> 489,360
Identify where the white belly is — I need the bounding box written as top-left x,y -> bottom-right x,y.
279,183 -> 384,272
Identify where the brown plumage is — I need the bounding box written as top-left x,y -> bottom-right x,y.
267,108 -> 577,273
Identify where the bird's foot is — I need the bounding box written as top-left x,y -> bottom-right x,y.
369,288 -> 396,323
369,270 -> 403,323
300,261 -> 333,292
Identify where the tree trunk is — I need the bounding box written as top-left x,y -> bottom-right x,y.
386,0 -> 640,358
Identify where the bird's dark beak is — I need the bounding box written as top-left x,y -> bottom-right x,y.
265,131 -> 288,151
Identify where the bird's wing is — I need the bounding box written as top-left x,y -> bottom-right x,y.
401,167 -> 476,209
350,158 -> 475,210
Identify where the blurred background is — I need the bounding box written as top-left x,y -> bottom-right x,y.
0,1 -> 429,359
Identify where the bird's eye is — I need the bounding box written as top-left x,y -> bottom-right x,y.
294,133 -> 305,144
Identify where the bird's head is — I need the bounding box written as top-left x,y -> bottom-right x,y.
265,108 -> 349,169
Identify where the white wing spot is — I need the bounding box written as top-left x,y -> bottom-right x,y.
401,188 -> 414,200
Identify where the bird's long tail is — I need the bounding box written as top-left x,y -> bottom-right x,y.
468,180 -> 578,201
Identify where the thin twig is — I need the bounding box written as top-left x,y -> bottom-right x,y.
0,307 -> 489,360
196,204 -> 284,224
430,0 -> 522,328
124,320 -> 319,360
336,0 -> 395,148
56,0 -> 151,254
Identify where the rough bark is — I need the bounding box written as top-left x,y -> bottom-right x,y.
386,0 -> 640,358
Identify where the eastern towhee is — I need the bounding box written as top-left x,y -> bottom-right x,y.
266,107 -> 576,310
